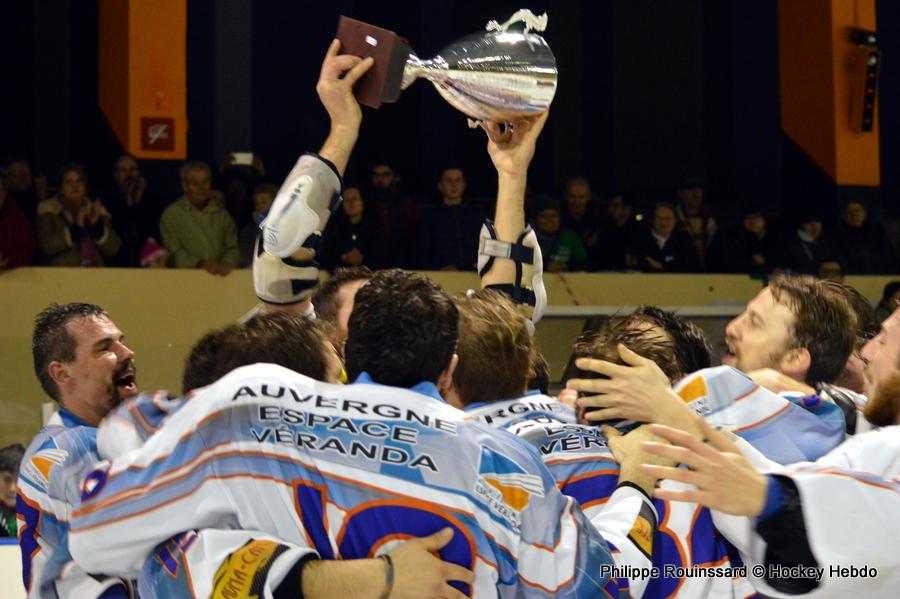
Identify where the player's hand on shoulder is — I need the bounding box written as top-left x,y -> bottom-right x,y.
387,527 -> 474,599
747,368 -> 814,396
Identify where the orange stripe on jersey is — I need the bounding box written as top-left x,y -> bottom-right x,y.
730,402 -> 790,432
105,408 -> 225,480
127,401 -> 157,435
733,384 -> 761,402
791,468 -> 900,491
72,472 -> 294,532
544,455 -> 616,466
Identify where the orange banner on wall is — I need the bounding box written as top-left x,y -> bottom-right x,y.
99,0 -> 187,159
778,0 -> 879,186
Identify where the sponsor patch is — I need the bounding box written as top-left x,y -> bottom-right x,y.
211,539 -> 287,599
24,448 -> 69,489
475,447 -> 544,523
677,375 -> 708,404
627,500 -> 658,561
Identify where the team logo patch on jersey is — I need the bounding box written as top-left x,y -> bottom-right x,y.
676,375 -> 708,404
81,462 -> 111,501
476,447 -> 544,512
24,448 -> 69,489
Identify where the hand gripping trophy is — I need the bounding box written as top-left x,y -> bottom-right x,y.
338,8 -> 558,122
262,10 -> 557,259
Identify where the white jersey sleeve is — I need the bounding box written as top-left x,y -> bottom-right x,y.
69,392 -> 237,576
715,426 -> 900,597
138,529 -> 317,599
17,417 -> 137,598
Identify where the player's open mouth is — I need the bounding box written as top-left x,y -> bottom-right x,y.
722,341 -> 737,365
114,371 -> 138,397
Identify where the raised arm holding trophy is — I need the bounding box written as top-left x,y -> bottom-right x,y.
263,9 -> 557,259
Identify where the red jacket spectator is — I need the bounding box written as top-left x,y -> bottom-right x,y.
0,172 -> 35,268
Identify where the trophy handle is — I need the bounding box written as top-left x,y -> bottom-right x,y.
485,10 -> 548,34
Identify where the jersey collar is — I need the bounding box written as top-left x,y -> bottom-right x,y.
352,371 -> 446,403
464,389 -> 541,412
58,407 -> 93,428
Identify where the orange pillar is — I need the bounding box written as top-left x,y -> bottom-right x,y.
99,0 -> 187,160
778,0 -> 879,186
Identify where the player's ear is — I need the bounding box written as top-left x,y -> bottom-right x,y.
436,353 -> 459,395
48,361 -> 70,389
779,347 -> 811,380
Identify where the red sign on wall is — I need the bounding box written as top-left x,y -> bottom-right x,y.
140,117 -> 176,151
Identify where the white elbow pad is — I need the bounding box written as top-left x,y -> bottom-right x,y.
253,234 -> 320,304
477,220 -> 547,333
261,153 -> 342,258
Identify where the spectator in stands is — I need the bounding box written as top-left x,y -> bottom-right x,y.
675,178 -> 717,261
634,202 -> 701,272
532,194 -> 588,272
415,167 -> 484,270
104,154 -> 163,266
321,185 -> 379,271
818,257 -> 845,283
36,164 -> 122,266
0,167 -> 35,268
220,153 -> 266,230
239,183 -> 277,267
706,206 -> 775,273
5,158 -> 47,223
561,176 -> 602,251
780,212 -> 842,275
874,281 -> 900,324
592,193 -> 639,270
369,161 -> 419,268
139,237 -> 169,268
160,161 -> 240,275
0,444 -> 24,538
836,199 -> 895,274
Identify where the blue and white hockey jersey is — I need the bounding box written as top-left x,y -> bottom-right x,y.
69,364 -> 615,598
468,395 -> 652,597
676,366 -> 846,465
714,425 -> 900,598
469,367 -> 848,599
16,408 -> 135,598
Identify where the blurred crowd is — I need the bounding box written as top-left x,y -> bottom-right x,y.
3,154 -> 900,282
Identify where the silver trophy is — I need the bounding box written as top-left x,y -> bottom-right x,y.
338,10 -> 557,122
402,10 -> 557,122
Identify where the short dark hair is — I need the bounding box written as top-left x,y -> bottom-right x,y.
453,289 -> 532,406
0,167 -> 9,193
0,444 -> 25,474
653,202 -> 676,217
182,313 -> 331,392
768,275 -> 855,384
829,282 -> 878,349
345,270 -> 458,387
312,266 -> 374,328
571,317 -> 682,384
180,161 -> 211,183
57,162 -> 88,187
33,303 -> 108,401
627,306 -> 711,378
